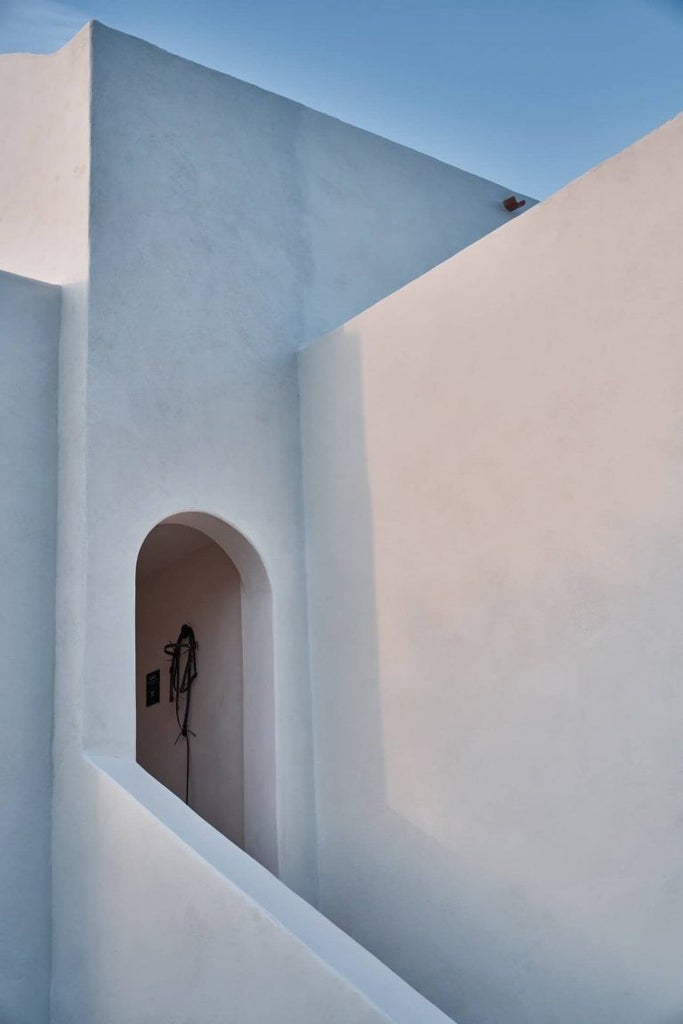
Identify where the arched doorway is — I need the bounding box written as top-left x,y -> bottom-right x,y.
135,513 -> 278,876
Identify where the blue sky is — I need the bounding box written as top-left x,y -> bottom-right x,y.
1,0 -> 682,197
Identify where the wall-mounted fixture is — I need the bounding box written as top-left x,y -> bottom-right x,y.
145,669 -> 160,707
503,196 -> 526,212
164,623 -> 198,804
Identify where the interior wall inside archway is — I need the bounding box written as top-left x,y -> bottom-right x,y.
136,523 -> 245,848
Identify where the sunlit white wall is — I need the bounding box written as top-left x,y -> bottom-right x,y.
301,110 -> 683,1024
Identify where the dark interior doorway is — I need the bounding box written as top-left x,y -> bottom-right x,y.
136,522 -> 245,847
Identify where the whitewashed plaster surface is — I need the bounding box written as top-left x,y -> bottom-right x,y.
0,29 -> 90,284
0,20 -> 532,1024
0,272 -> 60,1024
79,16 -> 531,895
300,109 -> 683,1024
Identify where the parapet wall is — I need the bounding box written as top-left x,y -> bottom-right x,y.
0,271 -> 60,1024
300,108 -> 683,1024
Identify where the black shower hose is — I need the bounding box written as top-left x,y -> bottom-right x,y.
164,623 -> 198,805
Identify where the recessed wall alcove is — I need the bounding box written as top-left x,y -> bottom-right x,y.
135,512 -> 278,876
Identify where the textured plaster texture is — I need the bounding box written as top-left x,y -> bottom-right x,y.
0,20 -> 532,1024
300,110 -> 683,1024
77,17 -> 530,902
0,271 -> 60,1024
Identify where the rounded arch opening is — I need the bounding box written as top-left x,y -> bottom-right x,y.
135,511 -> 278,876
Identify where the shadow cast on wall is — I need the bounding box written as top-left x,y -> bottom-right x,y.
302,327 -> 683,1024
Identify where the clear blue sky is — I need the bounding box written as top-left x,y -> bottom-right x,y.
2,0 -> 683,197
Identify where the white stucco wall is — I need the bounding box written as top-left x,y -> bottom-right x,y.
31,21 -> 525,1023
73,17 -> 530,898
86,753 -> 456,1024
0,271 -> 60,1024
0,27 -> 90,284
300,110 -> 683,1024
136,527 -> 245,848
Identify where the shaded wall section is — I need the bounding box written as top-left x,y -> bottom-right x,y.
136,525 -> 244,848
0,271 -> 60,1024
300,110 -> 683,1024
78,16 -> 530,903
